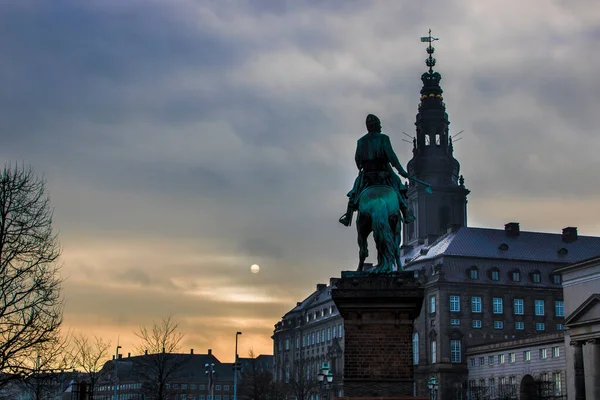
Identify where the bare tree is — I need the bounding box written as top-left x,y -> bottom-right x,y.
285,358 -> 319,400
73,333 -> 111,398
0,163 -> 63,389
20,334 -> 74,400
239,349 -> 281,400
134,316 -> 190,400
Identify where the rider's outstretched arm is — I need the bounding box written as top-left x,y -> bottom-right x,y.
383,135 -> 408,177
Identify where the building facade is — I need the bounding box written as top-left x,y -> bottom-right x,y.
272,283 -> 344,397
556,255 -> 600,400
466,332 -> 566,399
94,349 -> 272,400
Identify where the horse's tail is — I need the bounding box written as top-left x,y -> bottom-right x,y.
371,198 -> 396,271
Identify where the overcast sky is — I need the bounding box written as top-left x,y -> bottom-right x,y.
1,0 -> 599,361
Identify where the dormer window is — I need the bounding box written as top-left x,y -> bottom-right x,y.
532,271 -> 541,283
512,270 -> 521,282
469,267 -> 479,280
552,274 -> 562,284
490,268 -> 500,281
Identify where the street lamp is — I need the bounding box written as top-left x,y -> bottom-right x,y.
233,331 -> 242,400
113,345 -> 121,400
427,376 -> 438,400
317,364 -> 334,400
205,362 -> 216,400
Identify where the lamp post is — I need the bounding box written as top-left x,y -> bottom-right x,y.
427,376 -> 438,400
205,362 -> 216,400
317,364 -> 334,400
233,331 -> 242,400
113,345 -> 121,400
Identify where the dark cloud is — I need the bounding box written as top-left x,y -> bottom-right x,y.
1,0 -> 600,356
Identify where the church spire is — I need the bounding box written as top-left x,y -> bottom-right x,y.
421,29 -> 439,73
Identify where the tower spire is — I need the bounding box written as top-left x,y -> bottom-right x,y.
420,29 -> 439,73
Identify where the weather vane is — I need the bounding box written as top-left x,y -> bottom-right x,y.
420,29 -> 439,73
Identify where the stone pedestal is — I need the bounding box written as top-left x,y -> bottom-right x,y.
331,271 -> 425,399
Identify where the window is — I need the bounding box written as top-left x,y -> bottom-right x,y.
491,269 -> 500,281
429,295 -> 436,313
553,372 -> 562,396
200,385 -> 205,390
216,385 -> 221,391
285,338 -> 289,350
471,297 -> 482,313
431,341 -> 437,364
479,356 -> 485,366
412,333 -> 419,365
515,321 -> 524,330
470,358 -> 476,367
316,332 -> 320,344
472,319 -> 482,329
524,350 -> 531,361
339,324 -> 343,337
553,274 -> 562,284
224,385 -> 229,391
332,326 -> 337,338
450,295 -> 460,312
493,298 -> 503,314
489,379 -> 495,398
450,340 -> 461,363
174,384 -> 179,389
498,354 -> 505,364
552,346 -> 560,357
536,322 -> 545,331
182,384 -> 188,389
469,267 -> 479,280
494,320 -> 504,329
532,271 -> 541,283
512,270 -> 521,282
216,396 -> 221,400
540,348 -> 547,359
302,335 -> 306,347
191,385 -> 197,390
557,323 -> 564,330
311,332 -> 315,345
327,328 -> 331,341
321,329 -> 325,342
514,299 -> 524,315
296,336 -> 299,349
555,301 -> 564,317
508,353 -> 515,363
488,355 -> 495,365
450,319 -> 460,325
535,300 -> 545,316
224,397 -> 229,400
200,396 -> 205,400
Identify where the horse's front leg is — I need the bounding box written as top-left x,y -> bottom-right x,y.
357,215 -> 369,272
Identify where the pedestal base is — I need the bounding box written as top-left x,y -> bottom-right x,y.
331,271 -> 424,398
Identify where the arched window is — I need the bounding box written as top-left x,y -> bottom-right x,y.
490,267 -> 500,281
435,134 -> 441,145
412,332 -> 419,365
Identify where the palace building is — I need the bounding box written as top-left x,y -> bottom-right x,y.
272,35 -> 600,399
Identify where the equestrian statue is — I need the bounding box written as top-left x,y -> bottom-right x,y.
339,114 -> 431,273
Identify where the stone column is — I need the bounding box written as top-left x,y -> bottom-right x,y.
584,339 -> 600,400
571,341 -> 586,400
331,271 -> 426,400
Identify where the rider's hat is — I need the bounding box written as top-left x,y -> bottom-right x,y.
366,114 -> 381,131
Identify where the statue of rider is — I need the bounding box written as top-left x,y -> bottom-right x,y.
339,114 -> 415,227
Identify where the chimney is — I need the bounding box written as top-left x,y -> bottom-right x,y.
144,350 -> 148,355
296,302 -> 302,307
208,349 -> 212,355
127,352 -> 130,358
190,349 -> 194,354
504,222 -> 520,236
118,354 -> 123,360
112,355 -> 115,360
316,284 -> 327,291
562,227 -> 578,243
